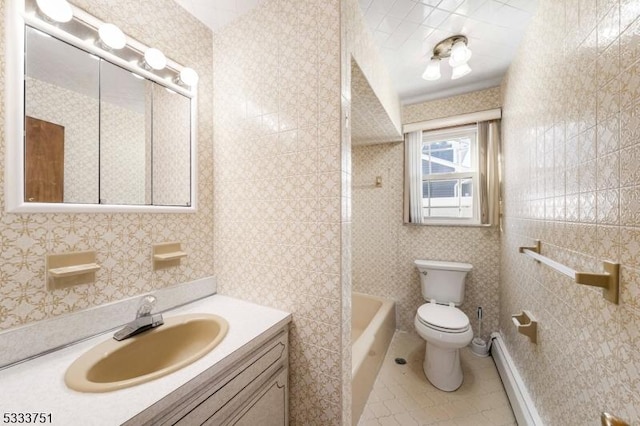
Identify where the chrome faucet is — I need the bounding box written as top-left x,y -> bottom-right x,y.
113,295 -> 164,341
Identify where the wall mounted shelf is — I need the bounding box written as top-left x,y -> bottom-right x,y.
49,263 -> 101,278
519,240 -> 619,304
153,252 -> 188,262
153,242 -> 187,270
512,310 -> 537,344
46,250 -> 100,290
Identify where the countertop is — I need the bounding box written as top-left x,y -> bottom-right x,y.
0,295 -> 291,425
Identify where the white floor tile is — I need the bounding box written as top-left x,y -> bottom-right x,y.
357,331 -> 516,426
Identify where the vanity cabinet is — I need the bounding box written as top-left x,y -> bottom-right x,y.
125,325 -> 288,426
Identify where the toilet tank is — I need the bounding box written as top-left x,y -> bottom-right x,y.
414,260 -> 473,305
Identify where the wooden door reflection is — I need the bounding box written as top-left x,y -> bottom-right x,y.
25,116 -> 64,202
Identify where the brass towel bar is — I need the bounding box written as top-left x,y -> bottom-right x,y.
518,240 -> 619,304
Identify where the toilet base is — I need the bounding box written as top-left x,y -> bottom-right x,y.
423,342 -> 463,392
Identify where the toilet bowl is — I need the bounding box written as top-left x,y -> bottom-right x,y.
413,260 -> 473,392
414,302 -> 473,391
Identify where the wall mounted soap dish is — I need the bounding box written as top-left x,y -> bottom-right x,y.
512,310 -> 537,344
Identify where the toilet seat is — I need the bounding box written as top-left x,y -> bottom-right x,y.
417,303 -> 469,333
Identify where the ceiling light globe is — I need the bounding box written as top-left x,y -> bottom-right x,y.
98,23 -> 126,50
451,62 -> 472,80
422,58 -> 441,81
179,67 -> 199,86
449,40 -> 472,67
36,0 -> 73,23
144,48 -> 167,70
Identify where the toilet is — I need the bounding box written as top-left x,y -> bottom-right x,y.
413,259 -> 473,392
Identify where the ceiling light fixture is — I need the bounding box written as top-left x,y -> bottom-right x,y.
422,35 -> 472,82
451,62 -> 472,80
35,0 -> 73,23
98,23 -> 126,50
422,58 -> 441,81
143,48 -> 167,70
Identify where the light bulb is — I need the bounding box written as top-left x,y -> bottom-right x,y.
422,58 -> 441,81
144,48 -> 167,70
451,62 -> 472,80
449,40 -> 472,67
98,23 -> 126,50
36,0 -> 73,23
179,67 -> 199,86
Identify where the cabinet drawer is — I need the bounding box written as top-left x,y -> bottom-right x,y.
175,337 -> 286,425
215,367 -> 288,426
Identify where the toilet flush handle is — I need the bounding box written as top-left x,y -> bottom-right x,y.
421,271 -> 428,275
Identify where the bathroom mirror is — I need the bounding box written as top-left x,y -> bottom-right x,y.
6,0 -> 197,213
151,84 -> 192,206
25,26 -> 100,204
99,60 -> 152,205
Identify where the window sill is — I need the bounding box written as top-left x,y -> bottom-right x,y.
404,221 -> 495,228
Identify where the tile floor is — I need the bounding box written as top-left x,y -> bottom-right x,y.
357,332 -> 517,426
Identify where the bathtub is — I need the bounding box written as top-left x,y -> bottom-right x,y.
351,292 -> 395,425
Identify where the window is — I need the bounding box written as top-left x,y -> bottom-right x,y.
420,125 -> 479,223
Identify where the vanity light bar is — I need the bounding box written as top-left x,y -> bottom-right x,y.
35,0 -> 73,23
25,0 -> 197,97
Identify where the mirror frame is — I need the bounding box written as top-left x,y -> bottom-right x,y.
5,0 -> 198,213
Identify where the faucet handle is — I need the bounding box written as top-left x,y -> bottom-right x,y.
136,295 -> 157,318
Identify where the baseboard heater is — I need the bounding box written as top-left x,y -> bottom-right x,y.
490,332 -> 544,426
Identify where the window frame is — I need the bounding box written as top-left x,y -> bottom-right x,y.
420,124 -> 480,225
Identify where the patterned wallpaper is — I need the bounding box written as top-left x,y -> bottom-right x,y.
25,77 -> 99,204
403,86 -> 502,124
351,61 -> 402,146
352,141 -> 501,338
0,0 -> 214,331
213,1 -> 346,424
500,0 -> 640,423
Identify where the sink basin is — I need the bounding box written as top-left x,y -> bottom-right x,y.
65,313 -> 229,393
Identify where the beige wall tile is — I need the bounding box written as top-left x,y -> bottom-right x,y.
214,0 -> 388,422
501,0 -> 640,422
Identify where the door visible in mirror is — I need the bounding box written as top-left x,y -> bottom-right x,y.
25,117 -> 64,202
99,60 -> 152,205
152,84 -> 191,206
24,26 -> 100,204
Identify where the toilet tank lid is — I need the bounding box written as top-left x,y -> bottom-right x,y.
414,260 -> 473,271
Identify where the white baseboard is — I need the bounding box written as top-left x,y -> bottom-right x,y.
490,332 -> 543,426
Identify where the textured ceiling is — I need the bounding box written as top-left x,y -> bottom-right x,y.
174,0 -> 537,106
360,0 -> 537,104
173,0 -> 264,31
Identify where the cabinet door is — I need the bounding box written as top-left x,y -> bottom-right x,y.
219,368 -> 288,426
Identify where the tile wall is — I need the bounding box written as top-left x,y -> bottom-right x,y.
213,0 -> 403,423
212,1 -> 346,424
341,0 -> 402,135
341,0 -> 404,423
0,0 -> 214,331
351,61 -> 403,146
500,0 -> 640,423
352,88 -> 502,338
